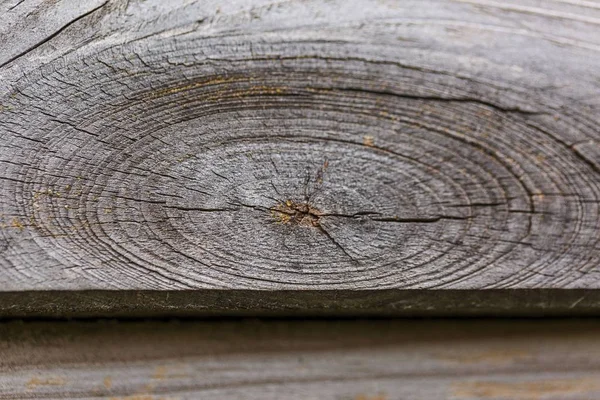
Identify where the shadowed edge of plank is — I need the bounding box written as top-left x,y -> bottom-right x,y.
0,289 -> 598,318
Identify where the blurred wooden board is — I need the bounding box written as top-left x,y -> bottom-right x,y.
2,319 -> 600,399
1,0 -> 600,316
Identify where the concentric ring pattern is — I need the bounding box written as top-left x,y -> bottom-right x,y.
1,11 -> 599,290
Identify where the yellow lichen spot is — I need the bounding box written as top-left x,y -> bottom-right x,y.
536,153 -> 546,163
452,377 -> 600,399
271,200 -> 322,227
152,366 -> 167,380
104,208 -> 113,214
103,376 -> 112,389
271,209 -> 291,224
150,76 -> 239,99
11,217 -> 24,232
26,376 -> 66,389
355,394 -> 387,400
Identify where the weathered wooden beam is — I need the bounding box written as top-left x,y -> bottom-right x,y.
2,319 -> 600,399
0,289 -> 599,318
1,0 -> 600,316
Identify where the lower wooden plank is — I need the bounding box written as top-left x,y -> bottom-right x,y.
1,289 -> 600,318
1,319 -> 600,399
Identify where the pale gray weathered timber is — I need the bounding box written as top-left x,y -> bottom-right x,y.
2,319 -> 600,399
1,0 -> 600,316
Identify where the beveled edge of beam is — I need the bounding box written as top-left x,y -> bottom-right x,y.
0,289 -> 598,319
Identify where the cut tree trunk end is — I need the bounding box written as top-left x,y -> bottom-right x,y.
0,0 -> 599,316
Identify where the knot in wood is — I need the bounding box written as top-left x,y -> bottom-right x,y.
271,200 -> 323,228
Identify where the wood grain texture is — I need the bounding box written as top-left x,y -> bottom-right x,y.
2,319 -> 600,399
1,0 -> 600,314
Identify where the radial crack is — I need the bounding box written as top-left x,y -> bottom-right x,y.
315,223 -> 359,265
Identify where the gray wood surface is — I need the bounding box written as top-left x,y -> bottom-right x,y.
1,0 -> 600,315
2,319 -> 600,399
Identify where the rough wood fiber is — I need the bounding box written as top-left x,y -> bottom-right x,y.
1,0 -> 600,314
2,319 -> 600,399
